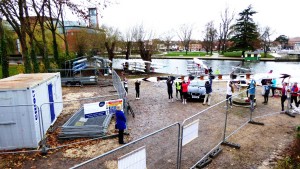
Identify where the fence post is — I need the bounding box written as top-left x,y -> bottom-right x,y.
221,96 -> 241,149
39,104 -> 49,155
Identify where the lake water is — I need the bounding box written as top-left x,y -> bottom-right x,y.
112,58 -> 300,76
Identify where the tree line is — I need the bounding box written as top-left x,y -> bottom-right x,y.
0,3 -> 290,76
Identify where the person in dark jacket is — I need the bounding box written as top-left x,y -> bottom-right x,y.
263,82 -> 271,104
135,80 -> 141,99
115,105 -> 127,144
203,79 -> 212,106
166,76 -> 174,102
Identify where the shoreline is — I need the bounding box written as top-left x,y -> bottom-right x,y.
114,55 -> 300,62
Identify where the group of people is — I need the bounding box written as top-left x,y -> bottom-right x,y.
167,76 -> 214,105
280,82 -> 300,112
167,76 -> 190,104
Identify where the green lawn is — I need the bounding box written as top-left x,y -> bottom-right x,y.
165,51 -> 207,57
223,51 -> 274,58
0,65 -> 20,79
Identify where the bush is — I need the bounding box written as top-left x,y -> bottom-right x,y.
223,51 -> 242,57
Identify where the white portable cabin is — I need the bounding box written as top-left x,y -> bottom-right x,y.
0,73 -> 63,150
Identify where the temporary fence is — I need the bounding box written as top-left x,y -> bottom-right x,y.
71,123 -> 181,169
112,69 -> 129,115
39,94 -> 119,140
112,69 -> 126,99
179,100 -> 227,168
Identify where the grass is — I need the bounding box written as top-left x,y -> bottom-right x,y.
223,51 -> 274,58
0,65 -> 21,79
164,51 -> 207,57
275,125 -> 300,169
222,51 -> 243,57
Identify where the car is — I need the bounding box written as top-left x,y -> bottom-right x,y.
187,79 -> 206,100
174,76 -> 207,100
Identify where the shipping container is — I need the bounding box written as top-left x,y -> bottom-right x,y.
0,73 -> 63,150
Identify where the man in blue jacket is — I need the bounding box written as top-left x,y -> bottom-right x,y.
203,78 -> 212,106
115,105 -> 127,144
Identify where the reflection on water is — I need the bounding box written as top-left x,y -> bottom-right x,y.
112,58 -> 300,76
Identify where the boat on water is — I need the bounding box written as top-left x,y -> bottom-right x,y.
186,58 -> 208,76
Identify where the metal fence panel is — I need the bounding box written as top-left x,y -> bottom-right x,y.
179,100 -> 226,168
40,94 -> 120,138
71,123 -> 180,169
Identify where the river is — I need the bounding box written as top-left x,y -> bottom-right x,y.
112,58 -> 300,77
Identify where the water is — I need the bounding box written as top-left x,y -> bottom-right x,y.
112,58 -> 300,76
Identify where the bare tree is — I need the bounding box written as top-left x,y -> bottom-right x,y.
122,28 -> 135,60
260,26 -> 272,57
102,25 -> 121,61
219,7 -> 235,54
31,0 -> 51,71
44,0 -> 64,66
161,30 -> 174,52
202,21 -> 218,55
132,24 -> 154,72
24,0 -> 41,73
177,24 -> 193,55
217,23 -> 223,53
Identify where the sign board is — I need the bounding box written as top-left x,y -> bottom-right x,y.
107,99 -> 123,115
84,99 -> 123,118
182,120 -> 199,146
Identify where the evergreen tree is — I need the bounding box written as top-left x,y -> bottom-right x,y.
0,18 -> 9,78
274,35 -> 289,49
230,5 -> 260,57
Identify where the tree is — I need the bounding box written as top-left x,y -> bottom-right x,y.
177,24 -> 193,55
132,24 -> 154,72
102,26 -> 121,61
219,7 -> 235,54
202,21 -> 218,55
229,5 -> 260,57
0,0 -> 32,73
274,35 -> 289,49
161,30 -> 174,52
31,0 -> 50,71
24,0 -> 40,73
122,27 -> 135,60
260,26 -> 272,57
0,16 -> 17,78
44,0 -> 63,66
0,16 -> 9,78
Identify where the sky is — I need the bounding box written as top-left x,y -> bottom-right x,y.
79,0 -> 300,40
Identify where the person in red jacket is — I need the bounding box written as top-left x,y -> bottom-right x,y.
181,78 -> 190,104
290,82 -> 298,108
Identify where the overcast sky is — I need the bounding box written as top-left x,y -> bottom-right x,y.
95,0 -> 300,40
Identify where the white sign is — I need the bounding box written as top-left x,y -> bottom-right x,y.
182,120 -> 199,146
84,101 -> 107,118
118,146 -> 146,169
83,99 -> 123,118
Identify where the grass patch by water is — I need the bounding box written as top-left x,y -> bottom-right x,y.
165,51 -> 206,57
223,51 -> 274,58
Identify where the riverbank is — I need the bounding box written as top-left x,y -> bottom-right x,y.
115,54 -> 300,62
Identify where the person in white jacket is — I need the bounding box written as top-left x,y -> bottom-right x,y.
226,81 -> 234,108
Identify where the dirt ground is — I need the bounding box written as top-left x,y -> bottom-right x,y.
0,74 -> 299,169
